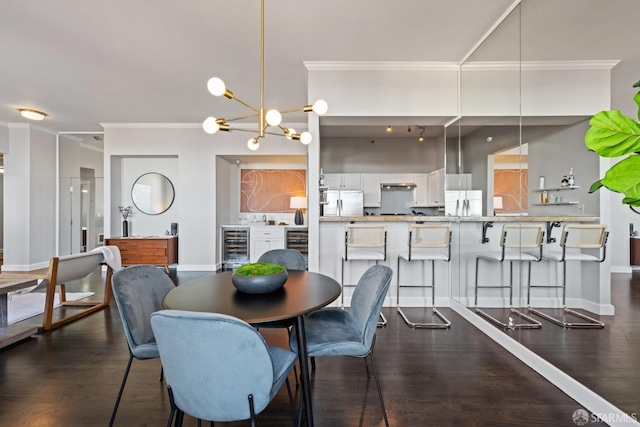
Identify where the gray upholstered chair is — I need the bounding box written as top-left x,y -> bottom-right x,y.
109,265 -> 176,427
289,265 -> 393,427
257,248 -> 306,270
150,310 -> 298,426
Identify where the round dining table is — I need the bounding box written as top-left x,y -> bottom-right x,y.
162,270 -> 341,427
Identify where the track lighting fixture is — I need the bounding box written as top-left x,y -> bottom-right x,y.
386,125 -> 392,132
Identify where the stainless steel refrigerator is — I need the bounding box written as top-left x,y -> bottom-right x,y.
445,190 -> 483,216
322,189 -> 364,216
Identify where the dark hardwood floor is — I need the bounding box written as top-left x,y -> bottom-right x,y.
3,268 -> 633,426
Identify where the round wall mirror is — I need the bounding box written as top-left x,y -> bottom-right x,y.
131,172 -> 175,215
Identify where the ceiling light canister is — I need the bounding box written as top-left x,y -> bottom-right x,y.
387,125 -> 392,132
19,109 -> 47,121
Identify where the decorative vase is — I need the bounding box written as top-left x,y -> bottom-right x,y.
294,209 -> 304,225
231,268 -> 288,294
122,220 -> 129,237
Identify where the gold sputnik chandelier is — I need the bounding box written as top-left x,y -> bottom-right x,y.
202,0 -> 328,151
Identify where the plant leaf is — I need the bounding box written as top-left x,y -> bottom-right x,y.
588,180 -> 603,193
635,90 -> 640,122
594,155 -> 640,205
585,110 -> 640,157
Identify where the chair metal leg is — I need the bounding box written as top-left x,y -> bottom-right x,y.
367,352 -> 389,427
285,378 -> 298,427
248,394 -> 257,427
175,409 -> 185,427
160,366 -> 164,382
109,353 -> 134,427
528,260 -> 605,328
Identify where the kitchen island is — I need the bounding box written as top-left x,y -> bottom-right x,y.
319,215 -> 612,316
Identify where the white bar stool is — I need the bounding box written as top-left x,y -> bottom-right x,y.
474,224 -> 544,329
397,224 -> 451,328
342,224 -> 388,326
528,224 -> 608,328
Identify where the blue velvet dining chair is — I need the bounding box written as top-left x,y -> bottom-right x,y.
151,309 -> 298,427
109,265 -> 176,427
257,249 -> 306,270
289,264 -> 393,427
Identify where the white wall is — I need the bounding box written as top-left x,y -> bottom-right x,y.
3,124 -> 56,270
119,156 -> 178,237
104,124 -> 308,271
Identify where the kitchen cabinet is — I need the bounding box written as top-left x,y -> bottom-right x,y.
445,173 -> 472,190
361,174 -> 381,207
412,174 -> 430,207
381,173 -> 414,184
324,173 -> 361,189
428,168 -> 445,206
250,227 -> 285,262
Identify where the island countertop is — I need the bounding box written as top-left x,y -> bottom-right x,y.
319,215 -> 600,223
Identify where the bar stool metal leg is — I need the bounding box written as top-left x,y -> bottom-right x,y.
397,258 -> 450,328
475,258 -> 541,329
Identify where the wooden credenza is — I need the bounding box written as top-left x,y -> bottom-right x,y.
631,237 -> 640,266
105,236 -> 178,272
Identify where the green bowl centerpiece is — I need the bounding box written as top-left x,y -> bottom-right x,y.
231,263 -> 288,294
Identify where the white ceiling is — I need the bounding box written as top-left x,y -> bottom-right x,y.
1,0 -> 639,136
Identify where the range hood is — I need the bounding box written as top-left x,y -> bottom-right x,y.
380,183 -> 416,191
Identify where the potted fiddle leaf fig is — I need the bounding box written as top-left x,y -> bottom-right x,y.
585,79 -> 640,212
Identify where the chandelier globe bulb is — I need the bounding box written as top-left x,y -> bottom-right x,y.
265,109 -> 282,126
312,100 -> 328,115
207,77 -> 226,96
248,138 -> 260,151
203,117 -> 220,134
300,132 -> 312,145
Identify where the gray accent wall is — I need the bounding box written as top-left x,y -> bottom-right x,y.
320,136 -> 444,173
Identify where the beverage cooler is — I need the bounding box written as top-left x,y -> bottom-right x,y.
222,227 -> 250,270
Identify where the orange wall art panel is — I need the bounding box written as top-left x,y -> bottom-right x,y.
240,169 -> 306,213
494,169 -> 529,213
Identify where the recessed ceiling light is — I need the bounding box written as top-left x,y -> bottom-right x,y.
18,109 -> 47,121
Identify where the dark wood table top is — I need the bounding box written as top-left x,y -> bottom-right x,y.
162,270 -> 341,324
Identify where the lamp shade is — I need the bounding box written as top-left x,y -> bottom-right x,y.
290,196 -> 307,209
493,196 -> 503,210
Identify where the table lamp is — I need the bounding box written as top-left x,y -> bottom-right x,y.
290,196 -> 307,225
493,196 -> 503,215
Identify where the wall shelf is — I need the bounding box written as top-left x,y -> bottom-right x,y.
533,202 -> 579,206
534,186 -> 580,192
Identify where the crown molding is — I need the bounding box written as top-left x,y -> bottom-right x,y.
79,143 -> 104,153
461,60 -> 620,71
303,61 -> 460,71
101,122 -> 308,130
6,122 -> 58,135
101,123 -> 202,129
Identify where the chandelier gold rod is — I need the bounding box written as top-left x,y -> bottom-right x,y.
278,108 -> 306,114
222,113 -> 260,123
259,0 -> 266,136
230,96 -> 260,114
